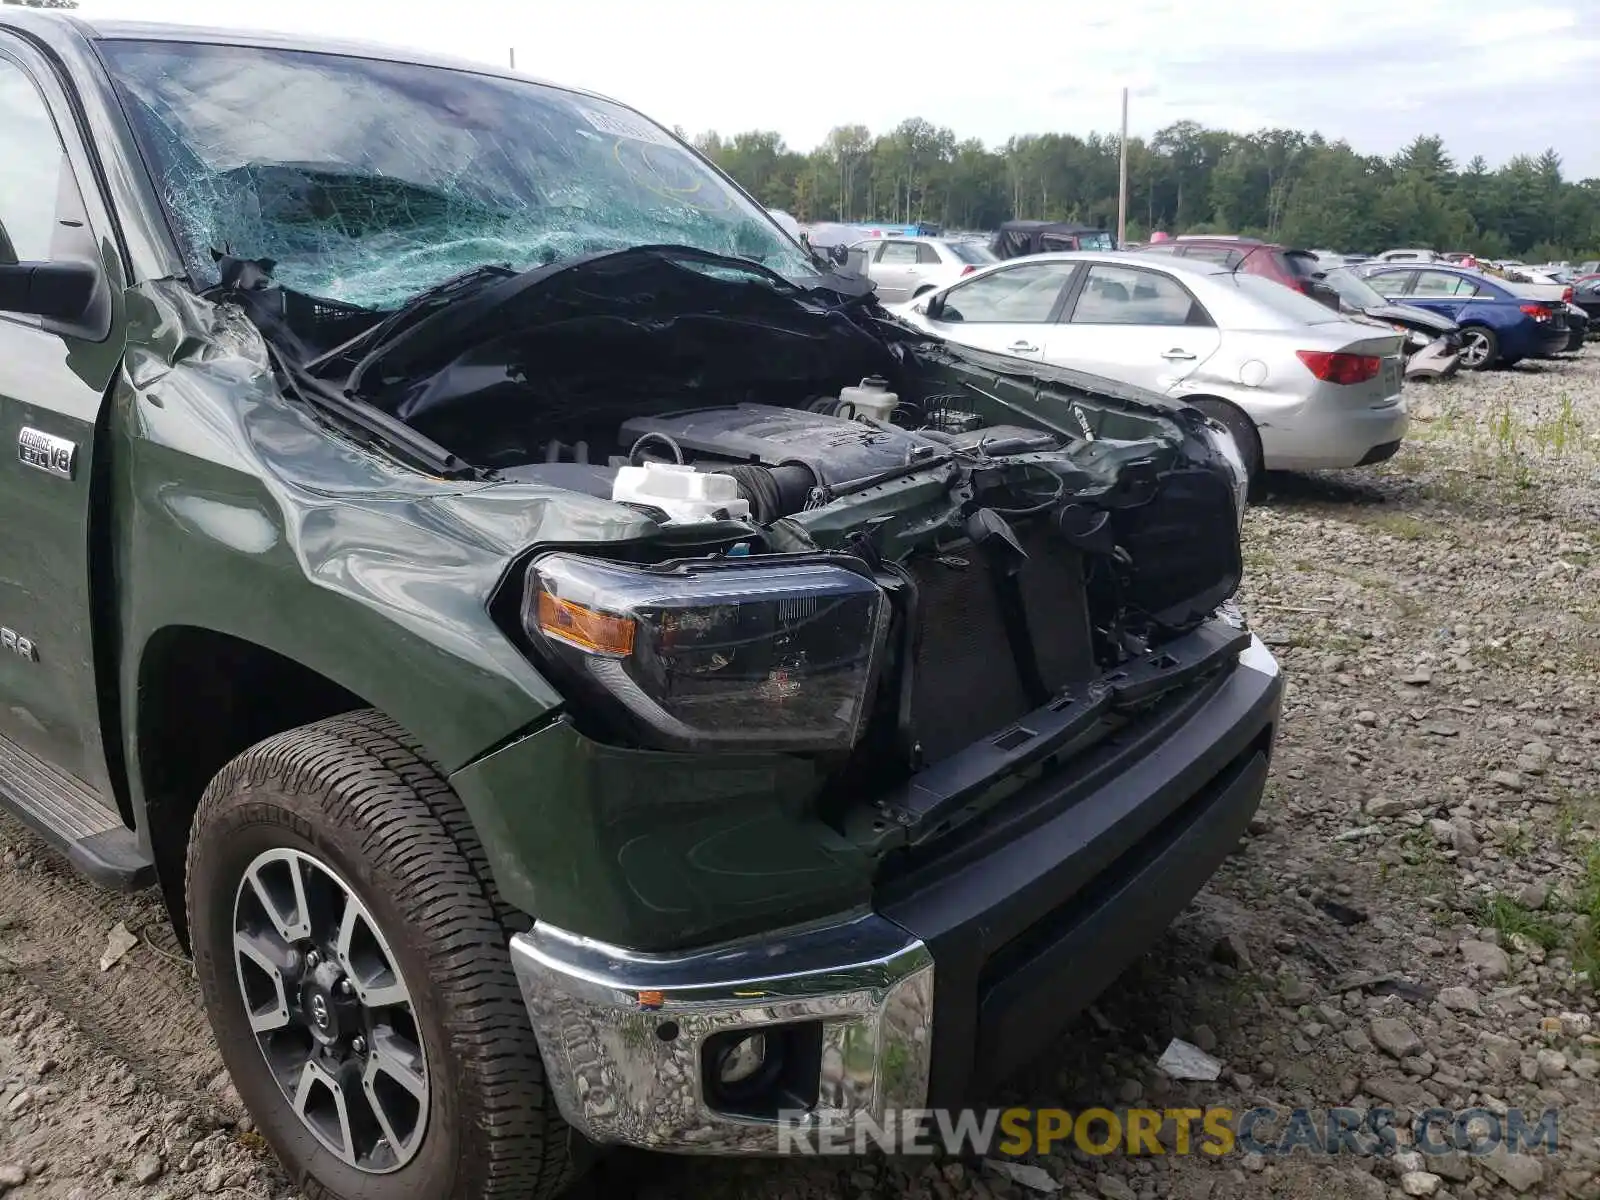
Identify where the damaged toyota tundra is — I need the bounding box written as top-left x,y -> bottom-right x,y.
0,13 -> 1283,1199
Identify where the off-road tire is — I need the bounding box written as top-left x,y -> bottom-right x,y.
186,709 -> 582,1200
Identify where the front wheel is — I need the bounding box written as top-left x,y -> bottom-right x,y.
1459,326 -> 1499,370
187,711 -> 580,1200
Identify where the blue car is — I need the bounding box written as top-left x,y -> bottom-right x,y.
1354,264 -> 1570,370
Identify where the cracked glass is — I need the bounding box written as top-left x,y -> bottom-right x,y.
100,40 -> 812,310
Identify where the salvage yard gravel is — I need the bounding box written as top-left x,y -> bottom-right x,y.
0,351 -> 1596,1199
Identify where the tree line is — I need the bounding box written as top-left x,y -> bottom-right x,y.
692,121 -> 1600,260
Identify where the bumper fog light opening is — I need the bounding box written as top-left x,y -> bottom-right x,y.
701,1022 -> 822,1119
715,1032 -> 768,1086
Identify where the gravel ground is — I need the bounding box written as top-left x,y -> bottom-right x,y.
0,350 -> 1596,1199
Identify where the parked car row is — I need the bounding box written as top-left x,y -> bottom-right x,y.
1350,262 -> 1581,368
1314,266 -> 1463,379
868,226 -> 1595,490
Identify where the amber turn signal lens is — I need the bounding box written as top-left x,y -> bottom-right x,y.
536,591 -> 636,656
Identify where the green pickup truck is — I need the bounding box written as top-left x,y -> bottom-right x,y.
0,12 -> 1282,1199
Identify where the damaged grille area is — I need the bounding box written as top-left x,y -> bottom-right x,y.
1017,526 -> 1096,695
1109,468 -> 1242,629
903,484 -> 1236,767
907,521 -> 1096,765
908,554 -> 1032,763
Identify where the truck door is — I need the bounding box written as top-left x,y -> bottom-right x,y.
0,40 -> 124,800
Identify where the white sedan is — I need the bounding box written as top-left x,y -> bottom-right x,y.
854,236 -> 997,303
892,251 -> 1409,479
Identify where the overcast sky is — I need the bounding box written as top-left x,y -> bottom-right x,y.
74,0 -> 1600,179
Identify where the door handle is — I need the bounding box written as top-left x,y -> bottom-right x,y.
1009,340 -> 1040,352
1161,348 -> 1197,360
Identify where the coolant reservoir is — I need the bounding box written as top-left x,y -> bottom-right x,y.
611,461 -> 751,524
838,376 -> 899,423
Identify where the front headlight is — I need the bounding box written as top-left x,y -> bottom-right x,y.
524,552 -> 890,751
1199,421 -> 1250,529
1407,330 -> 1430,349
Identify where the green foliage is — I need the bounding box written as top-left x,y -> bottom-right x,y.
698,118 -> 1599,257
1575,842 -> 1600,989
1478,895 -> 1561,950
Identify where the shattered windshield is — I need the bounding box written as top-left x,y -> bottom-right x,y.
100,40 -> 813,309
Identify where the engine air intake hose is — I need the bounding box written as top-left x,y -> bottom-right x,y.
719,462 -> 816,523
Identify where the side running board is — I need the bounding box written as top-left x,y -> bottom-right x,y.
0,732 -> 154,890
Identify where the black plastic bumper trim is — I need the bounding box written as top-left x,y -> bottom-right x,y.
875,620 -> 1251,840
1357,439 -> 1403,466
877,644 -> 1282,1105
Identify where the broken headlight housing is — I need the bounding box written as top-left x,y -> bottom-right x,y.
524,552 -> 890,752
1197,421 -> 1250,530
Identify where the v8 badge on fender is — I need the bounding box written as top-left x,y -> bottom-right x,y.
18,428 -> 77,480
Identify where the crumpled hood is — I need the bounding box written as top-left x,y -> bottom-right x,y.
333,246 -> 886,459
1362,302 -> 1459,335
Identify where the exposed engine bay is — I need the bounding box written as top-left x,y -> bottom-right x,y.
502,404 -> 1065,522
215,244 -> 1248,809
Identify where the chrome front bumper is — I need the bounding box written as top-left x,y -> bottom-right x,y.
509,912 -> 934,1152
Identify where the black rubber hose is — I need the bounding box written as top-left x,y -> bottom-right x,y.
628,431 -> 684,466
720,464 -> 782,523
719,463 -> 817,523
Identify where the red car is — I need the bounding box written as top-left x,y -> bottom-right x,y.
1138,236 -> 1335,303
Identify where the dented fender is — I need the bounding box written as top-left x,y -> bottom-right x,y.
114,279 -> 671,781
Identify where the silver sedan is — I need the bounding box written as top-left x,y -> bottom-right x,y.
854,236 -> 997,303
892,251 -> 1409,478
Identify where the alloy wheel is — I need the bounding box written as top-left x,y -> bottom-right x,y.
232,848 -> 429,1173
1460,331 -> 1490,368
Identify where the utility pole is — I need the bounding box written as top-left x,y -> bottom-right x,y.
1117,87 -> 1129,249
508,48 -> 516,69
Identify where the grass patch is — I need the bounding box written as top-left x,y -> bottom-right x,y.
1478,895 -> 1562,951
1470,640 -> 1517,668
1573,844 -> 1600,989
1497,824 -> 1533,860
1555,790 -> 1600,845
1422,468 -> 1500,511
1243,545 -> 1275,571
1531,395 -> 1584,458
1488,401 -> 1521,458
1391,593 -> 1428,621
1321,631 -> 1366,653
1395,830 -> 1459,904
1365,513 -> 1435,541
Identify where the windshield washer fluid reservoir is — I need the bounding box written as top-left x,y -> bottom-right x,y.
611,461 -> 751,524
838,376 -> 899,423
